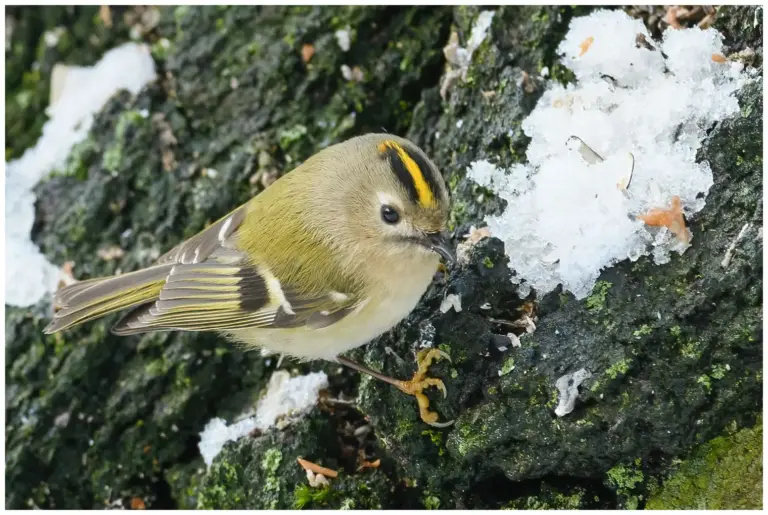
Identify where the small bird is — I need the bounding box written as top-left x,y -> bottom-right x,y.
44,133 -> 455,426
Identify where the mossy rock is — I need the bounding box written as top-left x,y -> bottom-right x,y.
5,5 -> 763,510
646,420 -> 762,509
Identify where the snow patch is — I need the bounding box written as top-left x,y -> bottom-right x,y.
198,371 -> 328,466
467,10 -> 750,299
5,43 -> 157,307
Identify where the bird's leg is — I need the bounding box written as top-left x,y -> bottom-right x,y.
337,349 -> 453,427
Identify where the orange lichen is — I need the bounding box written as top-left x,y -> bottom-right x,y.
637,195 -> 689,243
711,53 -> 727,63
297,457 -> 338,478
579,36 -> 594,56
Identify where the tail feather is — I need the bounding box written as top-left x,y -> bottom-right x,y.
44,265 -> 172,334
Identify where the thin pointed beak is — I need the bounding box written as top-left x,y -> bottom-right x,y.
426,232 -> 456,265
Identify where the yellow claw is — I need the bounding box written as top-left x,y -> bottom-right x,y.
396,348 -> 454,427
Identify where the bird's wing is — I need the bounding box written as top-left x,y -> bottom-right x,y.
111,204 -> 360,335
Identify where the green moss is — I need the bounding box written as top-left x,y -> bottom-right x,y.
196,461 -> 244,509
450,415 -> 492,458
585,281 -> 612,313
710,364 -> 728,380
394,418 -> 415,442
503,488 -> 586,510
423,492 -> 441,510
150,38 -> 173,61
607,461 -> 644,491
606,359 -> 631,380
646,420 -> 762,509
293,483 -> 333,509
278,124 -> 308,149
482,256 -> 494,268
421,429 -> 446,456
261,448 -> 283,508
59,138 -> 97,180
633,325 -> 653,338
499,357 -> 515,376
680,340 -> 703,360
607,459 -> 644,509
101,110 -> 147,172
697,375 -> 712,392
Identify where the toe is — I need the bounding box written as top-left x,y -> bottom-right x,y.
426,418 -> 455,428
433,349 -> 452,363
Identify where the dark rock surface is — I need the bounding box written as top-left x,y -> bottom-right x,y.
5,5 -> 762,509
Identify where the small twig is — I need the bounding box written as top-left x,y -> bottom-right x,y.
297,457 -> 338,478
721,223 -> 751,268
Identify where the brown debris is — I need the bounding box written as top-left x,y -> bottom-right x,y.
99,5 -> 112,28
97,245 -> 125,262
664,6 -> 683,29
698,13 -> 716,29
297,457 -> 338,478
521,71 -> 536,93
301,43 -> 315,64
627,6 -> 716,39
637,195 -> 689,243
357,449 -> 381,471
578,36 -> 594,57
711,53 -> 727,63
57,261 -> 76,290
130,497 -> 146,510
635,33 -> 656,51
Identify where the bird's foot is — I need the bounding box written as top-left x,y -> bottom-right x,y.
336,348 -> 454,427
393,348 -> 454,427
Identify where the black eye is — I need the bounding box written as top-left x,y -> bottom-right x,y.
381,205 -> 400,224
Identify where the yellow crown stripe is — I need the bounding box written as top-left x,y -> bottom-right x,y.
378,141 -> 436,208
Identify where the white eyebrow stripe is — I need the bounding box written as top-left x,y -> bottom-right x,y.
376,191 -> 403,210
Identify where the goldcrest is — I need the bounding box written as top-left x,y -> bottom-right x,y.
44,133 -> 455,426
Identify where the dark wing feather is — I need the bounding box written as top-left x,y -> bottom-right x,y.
111,204 -> 360,335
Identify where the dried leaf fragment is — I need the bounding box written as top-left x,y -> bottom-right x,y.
57,261 -> 76,290
358,458 -> 381,471
711,53 -> 727,63
97,245 -> 125,261
357,449 -> 381,471
664,6 -> 683,29
130,497 -> 146,510
297,457 -> 338,478
301,43 -> 315,63
698,13 -> 716,29
521,71 -> 535,93
637,195 -> 689,243
635,33 -> 656,51
99,5 -> 112,28
578,36 -> 594,56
